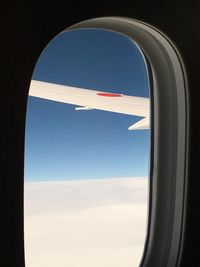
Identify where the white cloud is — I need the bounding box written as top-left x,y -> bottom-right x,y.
24,177 -> 148,267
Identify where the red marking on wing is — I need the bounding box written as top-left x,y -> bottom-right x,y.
97,92 -> 122,97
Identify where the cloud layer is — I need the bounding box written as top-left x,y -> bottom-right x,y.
24,177 -> 148,267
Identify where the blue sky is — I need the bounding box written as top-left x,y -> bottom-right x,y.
24,29 -> 150,181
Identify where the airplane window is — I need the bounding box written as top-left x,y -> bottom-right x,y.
24,28 -> 151,267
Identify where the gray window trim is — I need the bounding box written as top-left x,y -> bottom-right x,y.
67,17 -> 189,267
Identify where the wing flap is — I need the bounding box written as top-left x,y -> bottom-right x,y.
128,117 -> 149,130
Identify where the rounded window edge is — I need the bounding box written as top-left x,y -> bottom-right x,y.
65,17 -> 189,267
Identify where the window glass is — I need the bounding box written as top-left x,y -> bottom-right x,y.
24,29 -> 150,267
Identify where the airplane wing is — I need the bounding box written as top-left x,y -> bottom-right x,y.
29,80 -> 150,130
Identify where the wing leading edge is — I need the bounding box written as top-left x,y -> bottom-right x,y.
29,80 -> 150,130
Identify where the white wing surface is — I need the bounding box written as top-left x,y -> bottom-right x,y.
29,80 -> 150,130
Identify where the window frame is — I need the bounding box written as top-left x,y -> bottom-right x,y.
66,17 -> 189,267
